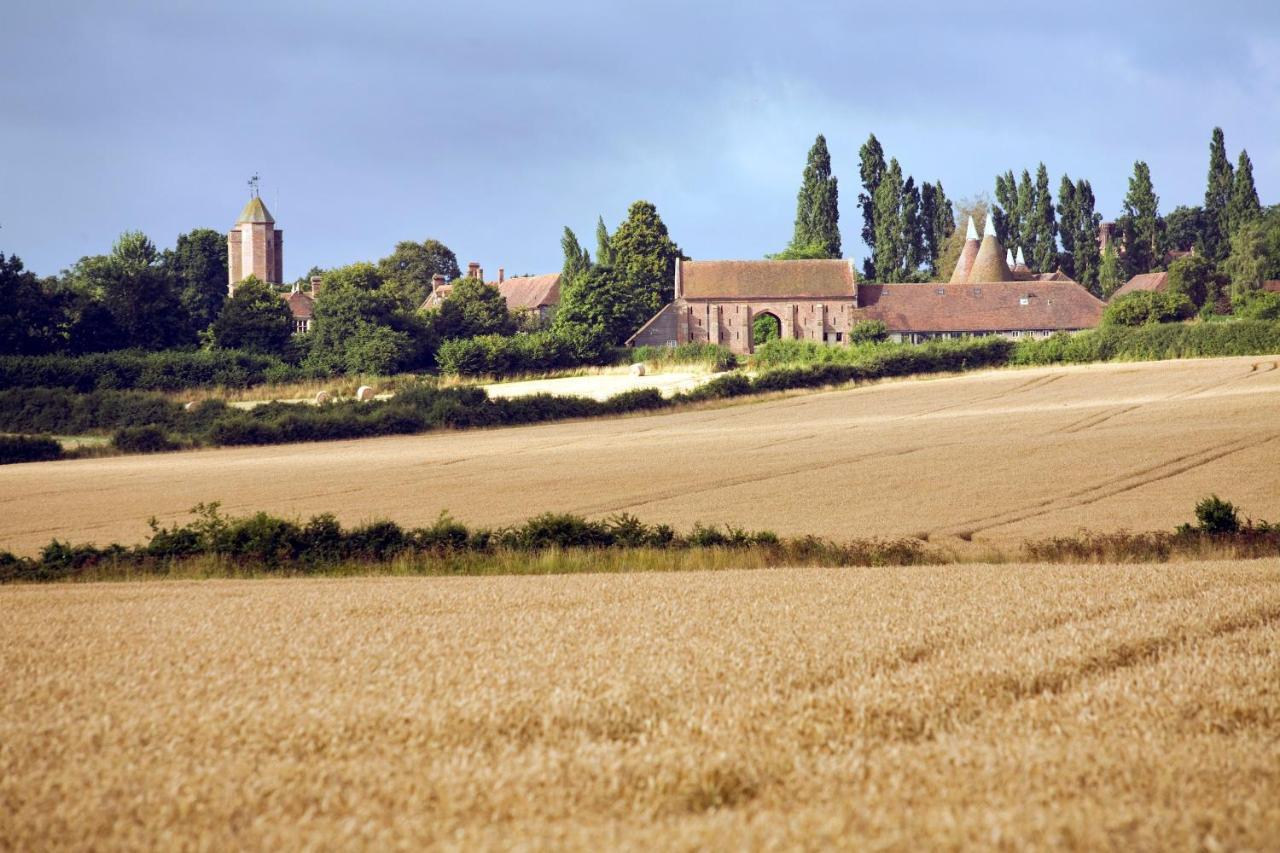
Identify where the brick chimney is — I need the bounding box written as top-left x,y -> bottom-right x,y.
467,261 -> 482,280
310,275 -> 323,297
431,273 -> 447,292
498,267 -> 505,284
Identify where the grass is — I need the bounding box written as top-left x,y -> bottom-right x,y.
2,560 -> 1277,848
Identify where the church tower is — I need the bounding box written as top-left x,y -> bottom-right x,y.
227,192 -> 283,295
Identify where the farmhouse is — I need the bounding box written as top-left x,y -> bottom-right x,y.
420,262 -> 561,321
629,214 -> 1104,353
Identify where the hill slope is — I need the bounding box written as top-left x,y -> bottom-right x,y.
2,355 -> 1278,553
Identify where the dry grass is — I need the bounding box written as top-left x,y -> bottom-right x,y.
2,355 -> 1277,556
1,561 -> 1277,848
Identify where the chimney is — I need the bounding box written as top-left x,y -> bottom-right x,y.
431,273 -> 447,291
498,267 -> 505,284
467,261 -> 481,280
310,275 -> 323,297
292,281 -> 301,294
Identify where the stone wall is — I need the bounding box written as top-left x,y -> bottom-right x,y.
670,299 -> 858,354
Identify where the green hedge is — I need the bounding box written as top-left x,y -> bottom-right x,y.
436,331 -> 583,376
1011,320 -> 1280,365
0,349 -> 306,392
0,435 -> 63,465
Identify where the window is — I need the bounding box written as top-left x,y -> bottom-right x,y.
835,332 -> 843,342
1019,296 -> 1030,306
935,287 -> 946,295
971,287 -> 982,296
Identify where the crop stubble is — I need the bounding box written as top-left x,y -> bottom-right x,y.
2,561 -> 1278,849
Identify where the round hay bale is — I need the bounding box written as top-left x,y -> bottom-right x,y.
630,363 -> 647,377
183,401 -> 197,412
356,385 -> 376,402
314,391 -> 332,405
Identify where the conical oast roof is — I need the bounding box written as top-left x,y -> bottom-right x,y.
949,216 -> 980,283
969,214 -> 1013,282
236,196 -> 275,224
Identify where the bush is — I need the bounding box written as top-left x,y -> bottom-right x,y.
0,349 -> 304,392
1234,290 -> 1280,321
0,434 -> 63,465
1193,495 -> 1240,535
0,388 -> 185,435
1012,320 -> 1280,365
628,343 -> 735,371
112,425 -> 178,454
436,331 -> 583,376
849,319 -> 888,344
1102,291 -> 1194,326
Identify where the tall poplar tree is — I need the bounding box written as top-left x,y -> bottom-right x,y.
901,176 -> 924,275
993,170 -> 1018,248
1057,175 -> 1078,277
858,134 -> 887,278
789,134 -> 841,258
1098,241 -> 1123,298
1203,127 -> 1234,262
1030,163 -> 1057,272
1229,149 -> 1262,235
1016,169 -> 1036,262
1072,179 -> 1102,294
1121,161 -> 1164,276
920,181 -> 955,275
561,227 -> 590,283
595,216 -> 614,266
872,158 -> 905,282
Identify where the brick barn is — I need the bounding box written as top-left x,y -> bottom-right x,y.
629,214 -> 1104,354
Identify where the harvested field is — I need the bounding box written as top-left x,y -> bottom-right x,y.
2,562 -> 1278,848
2,355 -> 1279,555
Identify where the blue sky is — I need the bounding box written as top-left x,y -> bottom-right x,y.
3,0 -> 1279,280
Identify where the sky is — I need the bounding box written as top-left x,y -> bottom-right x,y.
3,0 -> 1280,281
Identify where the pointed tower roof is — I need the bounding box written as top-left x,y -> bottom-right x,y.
1015,247 -> 1027,267
949,215 -> 981,283
969,214 -> 1013,282
236,196 -> 275,224
1006,249 -> 1015,267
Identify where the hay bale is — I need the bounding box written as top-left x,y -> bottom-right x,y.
314,391 -> 332,405
182,401 -> 197,412
630,363 -> 646,377
356,385 -> 376,402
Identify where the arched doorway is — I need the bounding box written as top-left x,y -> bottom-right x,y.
751,311 -> 781,349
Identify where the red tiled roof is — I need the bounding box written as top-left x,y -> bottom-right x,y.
680,259 -> 856,300
1110,272 -> 1168,300
281,290 -> 314,320
949,239 -> 979,284
1262,280 -> 1280,293
857,281 -> 1104,333
1035,271 -> 1073,282
492,273 -> 560,310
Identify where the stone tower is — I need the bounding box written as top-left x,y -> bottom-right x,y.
227,195 -> 283,295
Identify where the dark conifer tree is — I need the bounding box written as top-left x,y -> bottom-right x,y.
1121,161 -> 1163,276
1057,175 -> 1078,278
993,170 -> 1018,248
858,134 -> 887,278
561,227 -> 590,283
900,176 -> 923,275
872,158 -> 905,282
790,134 -> 841,258
1203,127 -> 1234,262
595,216 -> 614,267
1229,149 -> 1262,235
1015,169 -> 1036,262
1072,179 -> 1102,294
920,182 -> 955,275
1031,163 -> 1057,272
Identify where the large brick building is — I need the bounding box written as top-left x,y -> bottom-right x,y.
629,214 -> 1104,353
420,262 -> 561,323
226,194 -> 318,333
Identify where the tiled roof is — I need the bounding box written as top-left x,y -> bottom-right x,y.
969,235 -> 1013,282
1262,280 -> 1280,293
493,273 -> 560,310
419,285 -> 453,311
281,290 -> 314,320
857,281 -> 1104,333
1110,272 -> 1168,300
1036,271 -> 1073,282
680,259 -> 856,299
950,239 -> 979,283
236,196 -> 275,224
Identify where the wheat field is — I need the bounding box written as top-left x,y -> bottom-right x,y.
2,561 -> 1278,849
2,355 -> 1278,555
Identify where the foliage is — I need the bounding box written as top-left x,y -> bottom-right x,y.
993,170 -> 1019,251
1165,205 -> 1206,254
561,227 -> 591,283
788,134 -> 841,259
1070,179 -> 1102,293
435,332 -> 580,376
1120,161 -> 1164,276
0,434 -> 63,465
0,387 -> 194,434
1030,163 -> 1057,272
1010,320 -> 1280,365
849,319 -> 888,344
751,313 -> 781,345
164,228 -> 229,335
595,216 -> 614,266
1203,126 -> 1234,262
553,264 -> 651,354
609,200 -> 682,317
1164,255 -> 1221,310
304,265 -> 435,375
765,242 -> 832,260
1099,241 -> 1124,299
435,277 -> 516,340
377,239 -> 460,309
857,133 -> 887,279
112,425 -> 179,454
0,349 -> 303,391
0,253 -> 64,356
1101,291 -> 1194,326
1222,207 -> 1280,299
1232,290 -> 1280,321
920,181 -> 955,276
70,231 -> 192,351
931,196 -> 989,283
872,158 -> 905,282
1228,150 -> 1262,237
626,343 -> 736,371
210,276 -> 294,354
1194,495 -> 1240,535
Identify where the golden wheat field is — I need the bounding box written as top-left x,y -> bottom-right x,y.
1,562 -> 1277,849
2,355 -> 1278,555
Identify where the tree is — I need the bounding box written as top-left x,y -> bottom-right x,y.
561,227 -> 590,283
434,277 -> 515,340
595,216 -> 614,267
858,134 -> 887,278
377,239 -> 460,309
609,200 -> 682,316
931,195 -> 989,283
900,176 -> 924,274
993,170 -> 1018,251
1057,175 -> 1078,277
1164,255 -> 1221,310
1203,127 -> 1234,262
305,264 -> 435,374
209,276 -> 293,354
1229,149 -> 1262,236
1165,205 -> 1206,253
1099,240 -> 1124,298
788,134 -> 841,258
1029,164 -> 1057,272
553,264 -> 650,358
1072,179 -> 1102,294
0,253 -> 65,355
920,181 -> 955,275
1223,207 -> 1280,299
164,228 -> 228,336
872,158 -> 905,283
1121,161 -> 1163,276
1102,290 -> 1193,326
1015,169 -> 1036,263
87,231 -> 190,350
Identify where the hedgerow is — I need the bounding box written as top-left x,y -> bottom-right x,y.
0,349 -> 308,392
1010,320 -> 1280,365
0,434 -> 63,465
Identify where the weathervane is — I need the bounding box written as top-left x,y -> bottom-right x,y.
247,173 -> 260,198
